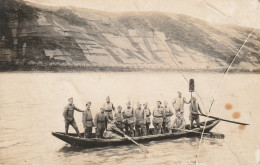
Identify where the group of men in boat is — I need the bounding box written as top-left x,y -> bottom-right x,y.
63,91 -> 203,138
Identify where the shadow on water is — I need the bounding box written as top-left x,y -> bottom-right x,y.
58,143 -> 141,158
58,144 -> 87,153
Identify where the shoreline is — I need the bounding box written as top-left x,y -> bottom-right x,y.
0,64 -> 259,74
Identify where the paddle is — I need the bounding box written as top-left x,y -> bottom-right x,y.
199,114 -> 249,125
111,126 -> 148,153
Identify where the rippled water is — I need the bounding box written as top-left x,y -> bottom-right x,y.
0,72 -> 259,165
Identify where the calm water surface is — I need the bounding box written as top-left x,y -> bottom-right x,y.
0,72 -> 259,165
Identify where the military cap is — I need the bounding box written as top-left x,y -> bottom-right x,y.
86,101 -> 91,106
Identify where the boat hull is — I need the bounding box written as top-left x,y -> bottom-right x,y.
52,119 -> 220,148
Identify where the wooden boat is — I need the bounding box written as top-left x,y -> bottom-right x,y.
52,119 -> 220,148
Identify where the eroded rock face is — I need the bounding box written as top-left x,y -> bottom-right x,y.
1,0 -> 260,71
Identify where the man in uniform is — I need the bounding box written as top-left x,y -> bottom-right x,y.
163,101 -> 174,133
82,101 -> 93,138
135,102 -> 146,136
172,111 -> 186,130
103,121 -> 123,139
143,102 -> 151,135
114,106 -> 126,132
63,97 -> 84,137
153,101 -> 165,135
102,96 -> 115,120
94,108 -> 108,138
124,101 -> 136,137
189,97 -> 203,129
172,91 -> 190,117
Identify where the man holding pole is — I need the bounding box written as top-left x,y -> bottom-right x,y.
189,97 -> 203,129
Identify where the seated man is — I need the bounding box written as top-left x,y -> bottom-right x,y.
103,121 -> 123,139
172,112 -> 186,131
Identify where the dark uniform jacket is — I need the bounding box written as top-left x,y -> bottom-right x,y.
63,104 -> 82,121
82,109 -> 93,128
94,112 -> 108,127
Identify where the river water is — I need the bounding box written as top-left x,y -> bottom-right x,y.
0,72 -> 259,165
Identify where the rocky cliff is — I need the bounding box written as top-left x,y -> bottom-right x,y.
0,0 -> 260,72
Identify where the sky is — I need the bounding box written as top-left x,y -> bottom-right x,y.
24,0 -> 260,28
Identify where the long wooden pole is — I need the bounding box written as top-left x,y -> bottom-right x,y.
199,114 -> 249,125
111,126 -> 148,153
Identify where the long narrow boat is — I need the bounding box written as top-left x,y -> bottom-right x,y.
52,119 -> 221,148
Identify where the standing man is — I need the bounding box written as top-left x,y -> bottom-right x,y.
94,108 -> 108,138
153,101 -> 165,135
143,102 -> 151,135
82,101 -> 93,138
163,101 -> 174,133
189,97 -> 203,129
114,106 -> 126,132
124,101 -> 136,137
63,97 -> 84,137
135,102 -> 147,136
172,91 -> 190,117
102,96 -> 115,120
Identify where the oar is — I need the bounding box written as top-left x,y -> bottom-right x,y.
172,128 -> 210,135
111,126 -> 148,153
199,114 -> 249,125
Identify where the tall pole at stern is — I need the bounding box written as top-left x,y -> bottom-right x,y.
189,79 -> 194,100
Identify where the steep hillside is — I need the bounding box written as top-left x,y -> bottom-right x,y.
0,0 -> 260,72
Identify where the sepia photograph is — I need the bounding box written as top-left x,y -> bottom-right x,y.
0,0 -> 260,164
